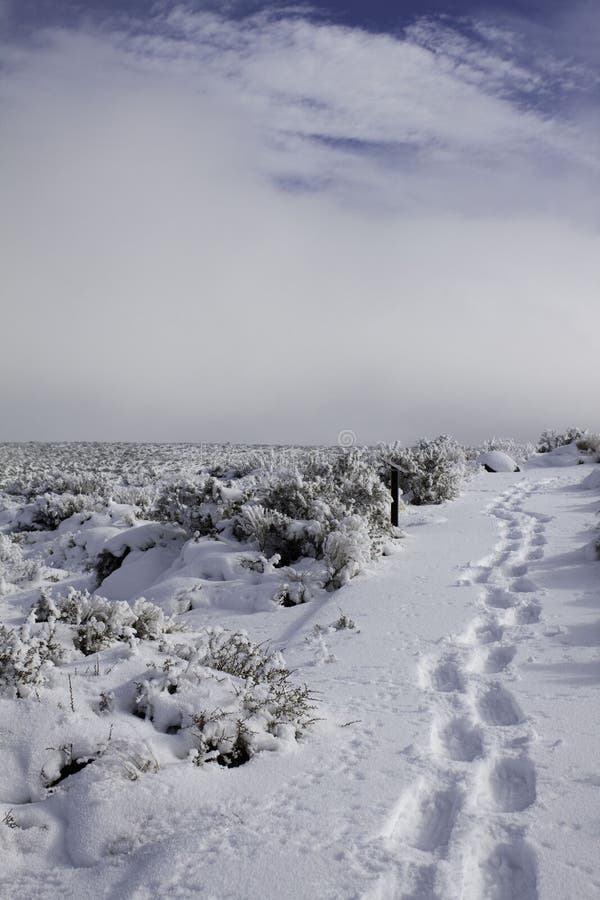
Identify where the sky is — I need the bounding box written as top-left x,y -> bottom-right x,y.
1,0 -> 599,445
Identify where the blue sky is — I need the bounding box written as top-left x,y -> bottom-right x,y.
1,1 -> 599,442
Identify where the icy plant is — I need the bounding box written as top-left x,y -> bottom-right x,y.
2,810 -> 18,829
0,620 -> 64,697
233,450 -> 393,579
197,629 -> 287,682
334,611 -> 356,630
33,588 -> 171,655
69,595 -> 137,655
273,568 -> 313,606
33,588 -> 61,622
130,598 -> 168,641
27,493 -> 95,531
152,476 -> 247,537
324,515 -> 373,589
190,711 -> 253,767
0,535 -> 43,587
261,450 -> 392,547
135,629 -> 317,767
235,505 -> 311,565
576,433 -> 600,458
385,436 -> 468,505
537,427 -> 587,453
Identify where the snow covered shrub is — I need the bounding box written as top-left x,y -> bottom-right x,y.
135,629 -> 317,767
197,629 -> 287,682
385,436 -> 468,505
130,598 -> 168,641
152,476 -> 247,537
537,427 -> 586,453
273,568 -> 313,606
0,536 -> 43,588
237,450 -> 393,568
64,593 -> 137,655
0,621 -> 64,697
34,589 -> 170,655
262,451 -> 391,540
33,588 -> 61,622
575,433 -> 600,458
324,515 -> 373,589
234,505 -> 317,566
27,493 -> 93,531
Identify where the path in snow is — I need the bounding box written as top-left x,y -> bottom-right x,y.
365,472 -> 583,900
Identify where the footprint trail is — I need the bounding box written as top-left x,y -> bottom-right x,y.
368,478 -> 549,898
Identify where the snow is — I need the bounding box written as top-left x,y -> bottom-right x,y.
1,448 -> 600,899
476,450 -> 519,472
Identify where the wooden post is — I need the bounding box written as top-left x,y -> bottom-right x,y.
391,465 -> 399,527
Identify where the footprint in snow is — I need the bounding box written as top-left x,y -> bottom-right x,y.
511,601 -> 542,626
427,657 -> 466,693
431,715 -> 484,762
401,780 -> 463,854
476,683 -> 523,727
461,617 -> 504,647
527,548 -> 544,561
463,839 -> 538,900
486,757 -> 536,813
512,576 -> 539,593
486,587 -> 518,611
469,643 -> 517,675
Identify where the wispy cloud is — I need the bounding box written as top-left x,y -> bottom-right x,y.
1,4 -> 599,442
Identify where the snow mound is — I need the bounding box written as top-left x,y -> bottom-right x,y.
526,444 -> 585,468
582,468 -> 600,491
476,451 -> 519,473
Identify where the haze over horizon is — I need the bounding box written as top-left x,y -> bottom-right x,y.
2,0 -> 599,445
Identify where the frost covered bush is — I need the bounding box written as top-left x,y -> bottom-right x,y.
153,449 -> 393,583
59,592 -> 137,655
237,450 -> 392,568
33,589 -> 170,655
195,629 -> 287,681
537,427 -> 586,453
273,568 -> 313,606
324,515 -> 373,589
0,535 -> 42,589
152,476 -> 247,537
27,493 -> 94,531
385,436 -> 468,505
262,451 -> 391,539
0,620 -> 63,697
234,505 -> 318,566
135,629 -> 317,767
575,433 -> 600,459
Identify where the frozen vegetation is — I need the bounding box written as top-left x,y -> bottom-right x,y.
0,431 -> 599,899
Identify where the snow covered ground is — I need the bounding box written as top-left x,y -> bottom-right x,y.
1,447 -> 599,899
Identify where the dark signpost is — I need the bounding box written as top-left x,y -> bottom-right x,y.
390,464 -> 401,527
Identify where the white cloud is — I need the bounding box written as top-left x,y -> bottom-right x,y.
0,7 -> 599,442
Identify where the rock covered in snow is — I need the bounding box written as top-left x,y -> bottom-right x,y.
476,450 -> 520,473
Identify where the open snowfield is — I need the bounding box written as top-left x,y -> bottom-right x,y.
1,444 -> 599,900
